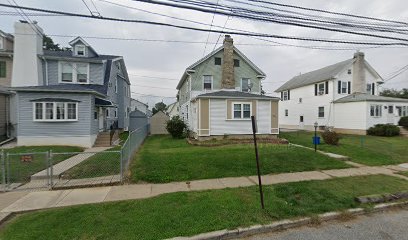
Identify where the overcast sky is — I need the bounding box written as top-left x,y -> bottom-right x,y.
1,0 -> 407,108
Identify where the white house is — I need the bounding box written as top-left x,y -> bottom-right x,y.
166,101 -> 179,118
276,52 -> 408,135
176,35 -> 279,139
130,98 -> 148,114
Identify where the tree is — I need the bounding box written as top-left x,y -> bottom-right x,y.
152,102 -> 167,114
43,35 -> 61,51
380,88 -> 408,99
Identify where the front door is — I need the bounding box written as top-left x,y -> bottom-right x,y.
99,108 -> 105,132
387,105 -> 395,124
299,115 -> 304,129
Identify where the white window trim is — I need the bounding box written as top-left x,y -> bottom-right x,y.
75,44 -> 86,56
340,81 -> 348,94
32,102 -> 78,122
285,109 -> 288,117
58,62 -> 90,84
0,36 -> 3,50
231,102 -> 252,120
282,91 -> 288,101
370,104 -> 382,117
318,106 -> 325,118
115,78 -> 118,93
318,82 -> 325,95
241,78 -> 251,92
203,75 -> 213,91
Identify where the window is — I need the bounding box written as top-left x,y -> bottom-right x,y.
282,91 -> 288,101
388,106 -> 394,114
0,61 -> 6,78
203,75 -> 212,90
370,105 -> 382,117
340,81 -> 348,94
60,62 -> 89,83
76,63 -> 88,83
298,98 -> 302,103
403,106 -> 408,117
214,57 -> 221,65
33,102 -> 78,121
234,59 -> 240,67
106,109 -> 109,117
300,116 -> 304,122
366,84 -> 372,94
233,103 -> 251,119
396,106 -> 402,116
318,107 -> 325,118
115,78 -> 118,93
318,83 -> 325,95
94,111 -> 98,120
347,69 -> 352,74
0,36 -> 3,49
61,63 -> 73,82
285,109 -> 288,117
75,45 -> 85,56
241,78 -> 251,92
114,109 -> 117,118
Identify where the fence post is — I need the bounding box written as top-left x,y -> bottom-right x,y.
128,131 -> 132,163
1,150 -> 5,192
6,152 -> 10,190
120,148 -> 123,183
48,150 -> 54,190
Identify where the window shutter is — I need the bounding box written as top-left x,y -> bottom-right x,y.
372,83 -> 375,95
314,84 -> 318,96
281,92 -> 283,100
325,81 -> 329,94
337,81 -> 341,94
348,81 -> 351,94
288,90 -> 290,100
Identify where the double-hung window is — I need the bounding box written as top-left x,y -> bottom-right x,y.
0,36 -> 3,50
318,106 -> 325,118
370,104 -> 382,117
203,75 -> 212,90
34,102 -> 78,121
318,83 -> 325,95
75,45 -> 85,56
60,62 -> 89,83
0,61 -> 6,78
366,84 -> 372,94
340,81 -> 348,94
233,103 -> 251,119
282,91 -> 288,101
241,78 -> 251,92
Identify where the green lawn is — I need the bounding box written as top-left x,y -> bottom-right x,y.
62,132 -> 129,179
280,131 -> 408,166
1,146 -> 83,183
1,175 -> 407,240
129,135 -> 350,183
397,171 -> 408,177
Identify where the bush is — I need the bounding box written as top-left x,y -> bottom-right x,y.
398,116 -> 408,128
367,124 -> 400,137
166,116 -> 188,138
321,130 -> 340,145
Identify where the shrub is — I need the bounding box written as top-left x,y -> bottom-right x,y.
398,116 -> 408,128
367,124 -> 400,137
166,116 -> 188,139
321,130 -> 340,145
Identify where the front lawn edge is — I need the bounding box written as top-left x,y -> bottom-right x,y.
167,200 -> 408,240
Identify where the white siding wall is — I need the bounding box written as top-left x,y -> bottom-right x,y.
333,102 -> 367,130
257,100 -> 271,134
366,102 -> 408,128
279,80 -> 335,129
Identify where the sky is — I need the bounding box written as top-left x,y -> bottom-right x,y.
0,0 -> 407,108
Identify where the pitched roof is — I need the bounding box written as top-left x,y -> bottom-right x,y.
275,59 -> 354,92
196,91 -> 279,100
177,45 -> 266,89
334,93 -> 408,103
11,84 -> 106,97
42,50 -> 119,61
68,36 -> 99,57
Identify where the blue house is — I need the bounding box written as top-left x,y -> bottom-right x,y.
10,21 -> 131,147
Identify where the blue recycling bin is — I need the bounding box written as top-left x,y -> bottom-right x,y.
312,136 -> 321,145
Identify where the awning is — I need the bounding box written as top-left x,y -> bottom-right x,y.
95,98 -> 116,107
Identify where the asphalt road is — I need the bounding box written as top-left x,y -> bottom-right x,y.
240,209 -> 408,240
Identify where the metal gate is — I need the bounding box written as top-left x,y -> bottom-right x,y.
1,150 -> 52,192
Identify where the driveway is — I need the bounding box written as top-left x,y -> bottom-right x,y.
240,209 -> 408,240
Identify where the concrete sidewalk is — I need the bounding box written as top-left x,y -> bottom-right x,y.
1,163 -> 408,216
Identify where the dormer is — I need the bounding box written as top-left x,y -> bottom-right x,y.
68,37 -> 98,58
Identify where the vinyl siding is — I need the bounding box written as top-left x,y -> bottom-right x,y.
45,60 -> 104,85
17,92 -> 93,137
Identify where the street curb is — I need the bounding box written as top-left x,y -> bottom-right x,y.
167,201 -> 408,240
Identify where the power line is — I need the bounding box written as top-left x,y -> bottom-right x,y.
202,0 -> 220,56
0,3 -> 407,46
383,64 -> 408,82
128,74 -> 179,81
130,84 -> 177,90
131,91 -> 176,98
133,0 -> 408,42
81,0 -> 94,15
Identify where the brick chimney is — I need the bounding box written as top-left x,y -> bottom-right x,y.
352,51 -> 366,93
221,35 -> 235,89
12,21 -> 44,87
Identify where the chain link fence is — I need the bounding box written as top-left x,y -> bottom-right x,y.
1,124 -> 149,192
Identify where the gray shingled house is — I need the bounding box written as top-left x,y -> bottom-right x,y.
10,21 -> 131,147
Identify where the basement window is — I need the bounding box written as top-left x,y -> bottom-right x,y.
214,57 -> 221,65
